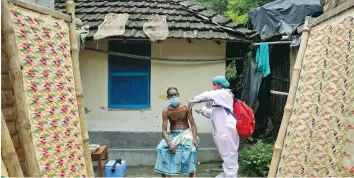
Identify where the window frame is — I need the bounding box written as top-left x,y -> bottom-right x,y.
107,40 -> 151,109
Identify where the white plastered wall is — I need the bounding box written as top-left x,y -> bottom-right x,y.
80,39 -> 226,133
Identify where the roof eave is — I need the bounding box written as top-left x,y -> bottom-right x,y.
86,36 -> 252,43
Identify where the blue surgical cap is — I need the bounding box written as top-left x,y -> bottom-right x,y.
212,75 -> 230,88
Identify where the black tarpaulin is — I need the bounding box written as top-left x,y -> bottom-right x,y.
248,0 -> 322,40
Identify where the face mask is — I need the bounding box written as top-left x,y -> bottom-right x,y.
212,85 -> 221,90
169,97 -> 180,107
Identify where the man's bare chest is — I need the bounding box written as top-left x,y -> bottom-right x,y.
168,112 -> 187,121
167,107 -> 188,121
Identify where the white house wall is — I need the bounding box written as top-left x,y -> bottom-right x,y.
80,39 -> 226,133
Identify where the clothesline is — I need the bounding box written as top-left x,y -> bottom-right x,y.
84,47 -> 248,62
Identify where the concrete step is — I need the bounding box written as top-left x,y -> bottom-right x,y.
88,131 -> 218,149
88,131 -> 247,166
89,131 -> 222,165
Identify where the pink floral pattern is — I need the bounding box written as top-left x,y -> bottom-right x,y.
8,4 -> 87,177
277,12 -> 354,177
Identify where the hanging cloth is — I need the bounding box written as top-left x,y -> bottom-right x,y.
256,43 -> 271,77
143,14 -> 169,42
76,25 -> 89,49
93,13 -> 129,40
241,60 -> 262,112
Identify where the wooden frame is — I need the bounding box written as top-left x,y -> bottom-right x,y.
1,113 -> 23,177
1,158 -> 9,177
66,1 -> 95,176
8,0 -> 83,25
267,17 -> 311,177
2,0 -> 93,176
1,0 -> 41,176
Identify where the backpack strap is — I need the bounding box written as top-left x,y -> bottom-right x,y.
225,108 -> 238,121
225,89 -> 234,97
212,104 -> 238,121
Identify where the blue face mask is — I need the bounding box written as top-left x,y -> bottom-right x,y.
169,97 -> 180,107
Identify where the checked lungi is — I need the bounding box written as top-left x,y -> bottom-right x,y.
154,129 -> 198,175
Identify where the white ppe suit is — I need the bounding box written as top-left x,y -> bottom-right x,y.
193,89 -> 239,178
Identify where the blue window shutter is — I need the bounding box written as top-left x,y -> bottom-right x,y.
108,40 -> 151,109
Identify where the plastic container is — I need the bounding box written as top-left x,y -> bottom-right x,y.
104,159 -> 127,177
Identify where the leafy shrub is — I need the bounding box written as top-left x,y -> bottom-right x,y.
239,140 -> 273,177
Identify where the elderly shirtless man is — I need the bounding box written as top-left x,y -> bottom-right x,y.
154,87 -> 198,177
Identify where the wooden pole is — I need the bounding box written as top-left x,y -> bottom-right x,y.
252,41 -> 292,46
1,114 -> 23,177
270,90 -> 289,96
65,1 -> 95,177
267,17 -> 311,177
8,0 -> 83,25
1,158 -> 9,177
1,0 -> 41,176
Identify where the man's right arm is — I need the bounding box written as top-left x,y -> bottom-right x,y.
162,109 -> 175,153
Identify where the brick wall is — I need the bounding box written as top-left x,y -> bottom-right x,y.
1,34 -> 28,176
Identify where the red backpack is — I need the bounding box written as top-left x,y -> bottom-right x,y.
233,98 -> 256,138
226,98 -> 255,138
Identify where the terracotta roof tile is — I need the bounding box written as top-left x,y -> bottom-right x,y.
55,0 -> 250,41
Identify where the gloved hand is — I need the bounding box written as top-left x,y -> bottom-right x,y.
195,108 -> 203,114
195,106 -> 207,114
188,100 -> 195,108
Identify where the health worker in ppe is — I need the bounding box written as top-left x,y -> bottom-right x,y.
189,76 -> 239,178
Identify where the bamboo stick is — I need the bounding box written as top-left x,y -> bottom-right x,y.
1,158 -> 9,177
1,113 -> 23,177
270,90 -> 289,96
252,41 -> 292,46
8,0 -> 83,25
1,0 -> 41,176
65,1 -> 94,177
267,17 -> 311,177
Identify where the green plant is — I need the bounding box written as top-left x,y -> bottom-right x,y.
226,60 -> 237,81
196,0 -> 276,23
239,140 -> 273,177
196,0 -> 228,14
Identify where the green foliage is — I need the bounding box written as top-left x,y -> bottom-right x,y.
239,140 -> 273,177
209,0 -> 229,14
196,0 -> 276,24
226,0 -> 258,23
226,0 -> 275,24
225,59 -> 245,94
225,60 -> 237,81
196,0 -> 228,14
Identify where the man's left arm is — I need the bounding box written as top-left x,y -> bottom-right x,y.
187,106 -> 198,148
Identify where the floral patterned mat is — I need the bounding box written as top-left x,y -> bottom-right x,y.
8,3 -> 87,177
277,9 -> 354,177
